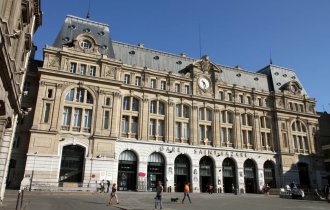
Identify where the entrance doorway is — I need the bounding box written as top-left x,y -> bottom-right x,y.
199,156 -> 214,192
59,145 -> 85,183
244,159 -> 257,193
147,152 -> 165,192
264,161 -> 276,188
174,154 -> 190,192
298,163 -> 310,188
222,158 -> 236,193
118,150 -> 137,191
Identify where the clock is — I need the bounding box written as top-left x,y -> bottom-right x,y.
198,77 -> 210,90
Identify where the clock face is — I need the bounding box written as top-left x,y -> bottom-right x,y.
198,78 -> 210,90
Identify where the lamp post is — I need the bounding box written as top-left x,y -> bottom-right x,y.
29,152 -> 37,191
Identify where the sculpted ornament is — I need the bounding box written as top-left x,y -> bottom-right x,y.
106,66 -> 118,79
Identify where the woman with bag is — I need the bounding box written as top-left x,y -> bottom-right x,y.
108,183 -> 119,205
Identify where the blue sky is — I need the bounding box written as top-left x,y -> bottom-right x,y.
34,0 -> 330,111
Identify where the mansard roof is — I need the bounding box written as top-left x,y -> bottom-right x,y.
51,15 -> 309,96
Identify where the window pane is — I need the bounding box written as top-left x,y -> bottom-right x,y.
84,109 -> 92,128
131,117 -> 138,134
183,123 -> 189,138
43,103 -> 51,123
159,102 -> 165,115
132,98 -> 139,111
65,89 -> 74,101
158,120 -> 164,136
80,64 -> 86,75
150,101 -> 156,114
73,108 -> 82,127
175,122 -> 181,138
149,119 -> 156,135
183,105 -> 189,118
176,105 -> 181,117
123,97 -> 130,110
122,116 -> 129,133
62,107 -> 72,126
104,110 -> 109,129
76,88 -> 85,102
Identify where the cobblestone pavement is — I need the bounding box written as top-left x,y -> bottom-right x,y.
0,190 -> 329,210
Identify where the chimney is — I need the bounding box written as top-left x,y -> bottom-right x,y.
137,43 -> 144,48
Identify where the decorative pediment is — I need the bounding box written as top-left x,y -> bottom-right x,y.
179,55 -> 222,75
280,80 -> 302,95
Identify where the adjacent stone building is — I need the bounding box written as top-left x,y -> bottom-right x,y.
0,0 -> 41,200
15,15 -> 325,193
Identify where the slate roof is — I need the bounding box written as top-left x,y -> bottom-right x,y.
52,15 -> 308,96
53,15 -> 115,58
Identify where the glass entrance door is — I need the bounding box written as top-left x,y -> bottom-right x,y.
59,145 -> 85,183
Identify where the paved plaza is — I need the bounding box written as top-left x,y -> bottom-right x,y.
0,190 -> 329,210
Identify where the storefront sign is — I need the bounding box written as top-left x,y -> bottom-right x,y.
138,172 -> 146,177
158,146 -> 248,158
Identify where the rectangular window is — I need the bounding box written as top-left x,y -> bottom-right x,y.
151,79 -> 157,89
149,119 -> 156,136
175,84 -> 180,93
221,128 -> 226,142
261,132 -> 266,147
239,95 -> 243,103
303,136 -> 309,152
121,116 -> 129,133
183,123 -> 189,139
70,63 -> 77,73
175,122 -> 181,139
80,64 -> 86,75
43,103 -> 51,123
228,128 -> 233,143
158,120 -> 165,137
47,89 -> 53,98
258,98 -> 262,106
160,81 -> 166,90
176,105 -> 181,117
247,96 -> 251,104
294,103 -> 299,112
124,74 -> 130,84
199,125 -> 205,140
299,104 -> 304,112
135,76 -> 141,86
227,93 -> 232,101
184,85 -> 190,94
103,110 -> 109,129
247,130 -> 252,145
221,111 -> 226,123
73,108 -> 82,127
282,133 -> 288,148
62,107 -> 72,126
84,109 -> 92,128
131,117 -> 138,134
105,97 -> 111,106
219,91 -> 224,100
206,126 -> 212,141
266,133 -> 271,147
206,109 -> 212,121
90,66 -> 96,76
199,109 -> 205,120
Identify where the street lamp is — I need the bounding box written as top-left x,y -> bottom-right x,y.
29,152 -> 37,191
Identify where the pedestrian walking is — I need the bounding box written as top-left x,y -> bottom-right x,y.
154,180 -> 163,210
108,183 -> 119,205
206,183 -> 213,194
182,182 -> 191,204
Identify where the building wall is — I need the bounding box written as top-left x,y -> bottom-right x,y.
16,16 -> 324,193
0,0 -> 41,200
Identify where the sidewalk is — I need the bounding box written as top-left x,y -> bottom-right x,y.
0,190 -> 21,210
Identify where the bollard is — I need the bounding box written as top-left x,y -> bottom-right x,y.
15,190 -> 21,210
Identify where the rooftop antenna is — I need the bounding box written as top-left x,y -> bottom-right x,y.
269,48 -> 273,65
86,0 -> 91,19
199,24 -> 202,58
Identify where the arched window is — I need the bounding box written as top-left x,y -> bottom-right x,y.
149,100 -> 166,141
175,104 -> 190,144
61,87 -> 94,133
291,120 -> 309,153
122,96 -> 140,139
220,110 -> 234,147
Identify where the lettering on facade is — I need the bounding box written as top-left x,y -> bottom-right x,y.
158,146 -> 248,158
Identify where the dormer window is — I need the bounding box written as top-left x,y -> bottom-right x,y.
80,40 -> 92,49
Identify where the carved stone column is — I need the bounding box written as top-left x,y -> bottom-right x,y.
191,105 -> 199,146
213,109 -> 220,147
167,100 -> 174,144
141,97 -> 149,141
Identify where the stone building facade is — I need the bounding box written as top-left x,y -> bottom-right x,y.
16,15 -> 325,193
0,0 -> 41,200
